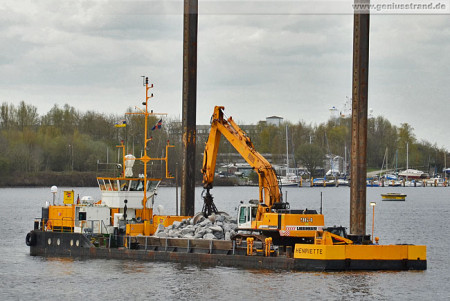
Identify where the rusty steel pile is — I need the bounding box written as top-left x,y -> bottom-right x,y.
153,213 -> 237,240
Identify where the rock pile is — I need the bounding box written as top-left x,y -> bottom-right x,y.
153,213 -> 238,240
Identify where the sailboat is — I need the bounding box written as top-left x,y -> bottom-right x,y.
378,148 -> 401,186
279,125 -> 299,187
398,143 -> 428,181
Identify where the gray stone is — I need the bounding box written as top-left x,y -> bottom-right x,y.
156,224 -> 165,233
199,219 -> 212,227
209,225 -> 223,232
161,210 -> 241,240
155,232 -> 168,238
208,214 -> 216,223
196,229 -> 207,237
195,216 -> 205,224
181,227 -> 195,235
203,233 -> 216,240
222,224 -> 231,232
214,231 -> 224,239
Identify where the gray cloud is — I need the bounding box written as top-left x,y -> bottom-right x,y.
0,1 -> 448,149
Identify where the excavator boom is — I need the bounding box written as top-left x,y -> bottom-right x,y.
200,106 -> 327,247
201,106 -> 282,219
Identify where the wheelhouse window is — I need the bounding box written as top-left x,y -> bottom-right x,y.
111,180 -> 119,191
98,179 -> 106,191
130,180 -> 145,191
239,207 -> 248,224
120,180 -> 130,191
251,206 -> 257,220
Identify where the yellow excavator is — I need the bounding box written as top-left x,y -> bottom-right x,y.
201,106 -> 351,246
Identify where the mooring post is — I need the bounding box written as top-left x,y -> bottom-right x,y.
350,1 -> 370,242
181,0 -> 198,217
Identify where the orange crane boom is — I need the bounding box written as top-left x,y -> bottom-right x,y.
201,106 -> 283,219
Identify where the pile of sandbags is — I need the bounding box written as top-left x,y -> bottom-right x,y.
153,213 -> 238,240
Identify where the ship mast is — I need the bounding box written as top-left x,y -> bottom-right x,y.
125,77 -> 173,221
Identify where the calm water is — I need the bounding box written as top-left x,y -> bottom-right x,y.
1,186 -> 449,300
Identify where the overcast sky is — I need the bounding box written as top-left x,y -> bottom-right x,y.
1,1 -> 449,150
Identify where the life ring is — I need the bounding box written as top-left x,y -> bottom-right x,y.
26,232 -> 36,246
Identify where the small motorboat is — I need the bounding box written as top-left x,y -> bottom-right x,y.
381,193 -> 407,201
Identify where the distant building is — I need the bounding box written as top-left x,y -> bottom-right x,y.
266,116 -> 283,126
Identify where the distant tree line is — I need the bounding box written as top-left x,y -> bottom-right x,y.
0,101 -> 447,185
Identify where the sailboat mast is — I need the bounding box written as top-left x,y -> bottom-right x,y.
285,125 -> 289,174
406,142 -> 409,170
386,147 -> 388,171
395,149 -> 398,174
344,143 -> 347,176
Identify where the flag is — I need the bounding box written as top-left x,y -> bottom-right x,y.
114,120 -> 127,128
151,119 -> 162,131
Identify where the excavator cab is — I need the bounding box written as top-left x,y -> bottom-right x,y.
237,201 -> 258,229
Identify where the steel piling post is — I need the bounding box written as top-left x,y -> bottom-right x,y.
181,0 -> 198,217
350,2 -> 370,239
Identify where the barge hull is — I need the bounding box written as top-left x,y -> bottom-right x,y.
28,231 -> 426,271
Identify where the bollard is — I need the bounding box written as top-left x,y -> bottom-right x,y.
286,246 -> 293,258
246,237 -> 254,256
264,237 -> 272,257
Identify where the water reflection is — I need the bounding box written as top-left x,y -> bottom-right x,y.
334,272 -> 374,298
43,257 -> 76,276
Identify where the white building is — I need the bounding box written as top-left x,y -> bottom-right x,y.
266,116 -> 283,126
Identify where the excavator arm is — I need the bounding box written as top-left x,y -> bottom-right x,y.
201,106 -> 282,219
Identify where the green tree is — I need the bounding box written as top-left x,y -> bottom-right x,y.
16,101 -> 39,131
295,143 -> 325,177
0,102 -> 16,129
397,123 -> 416,169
